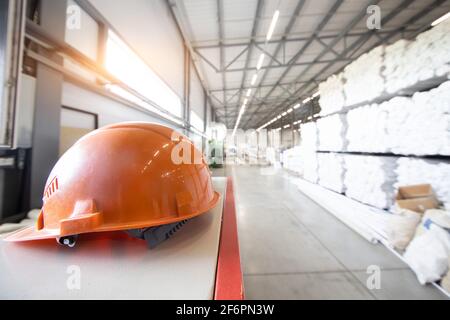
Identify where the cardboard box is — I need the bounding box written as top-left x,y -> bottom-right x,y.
396,184 -> 439,213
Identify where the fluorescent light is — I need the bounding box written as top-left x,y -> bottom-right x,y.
246,89 -> 252,97
312,91 -> 320,98
293,103 -> 300,109
283,124 -> 290,129
277,115 -> 281,119
282,112 -> 287,116
266,10 -> 280,41
431,12 -> 450,26
256,54 -> 265,70
287,108 -> 293,113
303,97 -> 311,104
251,73 -> 258,85
232,99 -> 249,135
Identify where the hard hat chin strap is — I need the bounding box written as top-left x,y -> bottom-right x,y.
126,220 -> 188,249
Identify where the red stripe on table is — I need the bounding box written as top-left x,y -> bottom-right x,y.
214,177 -> 244,300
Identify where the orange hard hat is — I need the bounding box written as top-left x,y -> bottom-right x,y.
5,122 -> 220,246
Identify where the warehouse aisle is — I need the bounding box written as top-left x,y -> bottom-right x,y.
213,166 -> 447,300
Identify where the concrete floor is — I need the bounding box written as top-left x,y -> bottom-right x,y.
212,165 -> 448,300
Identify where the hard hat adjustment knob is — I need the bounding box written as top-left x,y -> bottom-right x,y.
56,235 -> 78,248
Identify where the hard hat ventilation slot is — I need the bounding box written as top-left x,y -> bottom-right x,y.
126,220 -> 188,249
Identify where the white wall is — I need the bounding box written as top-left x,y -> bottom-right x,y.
61,82 -> 178,129
88,0 -> 185,99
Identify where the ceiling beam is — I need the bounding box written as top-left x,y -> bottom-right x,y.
255,0 -> 437,129
219,57 -> 353,72
235,0 -> 306,127
242,0 -> 345,128
208,80 -> 322,92
192,27 -> 422,49
230,0 -> 264,129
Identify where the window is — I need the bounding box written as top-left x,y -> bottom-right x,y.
104,31 -> 182,119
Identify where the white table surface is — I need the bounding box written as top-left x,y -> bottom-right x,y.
0,177 -> 226,300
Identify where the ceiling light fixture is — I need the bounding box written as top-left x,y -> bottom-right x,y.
266,10 -> 280,41
256,53 -> 265,70
293,103 -> 300,109
251,73 -> 258,85
431,12 -> 450,26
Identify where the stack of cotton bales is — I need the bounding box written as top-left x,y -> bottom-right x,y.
299,122 -> 318,183
343,46 -> 385,106
344,154 -> 397,209
346,81 -> 450,156
410,18 -> 450,79
386,85 -> 450,155
346,103 -> 389,153
316,114 -> 347,152
383,39 -> 412,94
396,158 -> 450,209
317,153 -> 345,193
282,147 -> 303,174
318,73 -> 346,116
266,147 -> 277,165
383,19 -> 450,94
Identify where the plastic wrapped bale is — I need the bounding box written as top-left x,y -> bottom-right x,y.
317,153 -> 345,193
346,103 -> 389,153
344,154 -> 397,209
319,73 -> 346,116
316,114 -> 347,152
343,46 -> 385,106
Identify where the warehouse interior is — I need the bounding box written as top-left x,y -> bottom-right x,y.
1,0 -> 450,300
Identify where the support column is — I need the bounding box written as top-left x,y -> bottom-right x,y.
183,44 -> 190,136
30,0 -> 67,208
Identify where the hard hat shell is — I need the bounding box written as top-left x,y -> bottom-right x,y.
5,122 -> 220,242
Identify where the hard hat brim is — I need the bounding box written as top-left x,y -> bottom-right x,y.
3,226 -> 59,242
3,191 -> 221,243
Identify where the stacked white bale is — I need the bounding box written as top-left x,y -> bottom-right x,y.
386,85 -> 450,155
316,114 -> 347,152
319,73 -> 346,116
383,39 -> 412,94
266,147 -> 277,165
396,158 -> 450,209
344,154 -> 397,209
383,19 -> 450,93
282,147 -> 303,174
299,122 -> 318,183
346,81 -> 450,156
346,103 -> 389,153
343,46 -> 385,106
317,153 -> 345,193
257,129 -> 268,163
245,129 -> 258,164
411,18 -> 450,79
